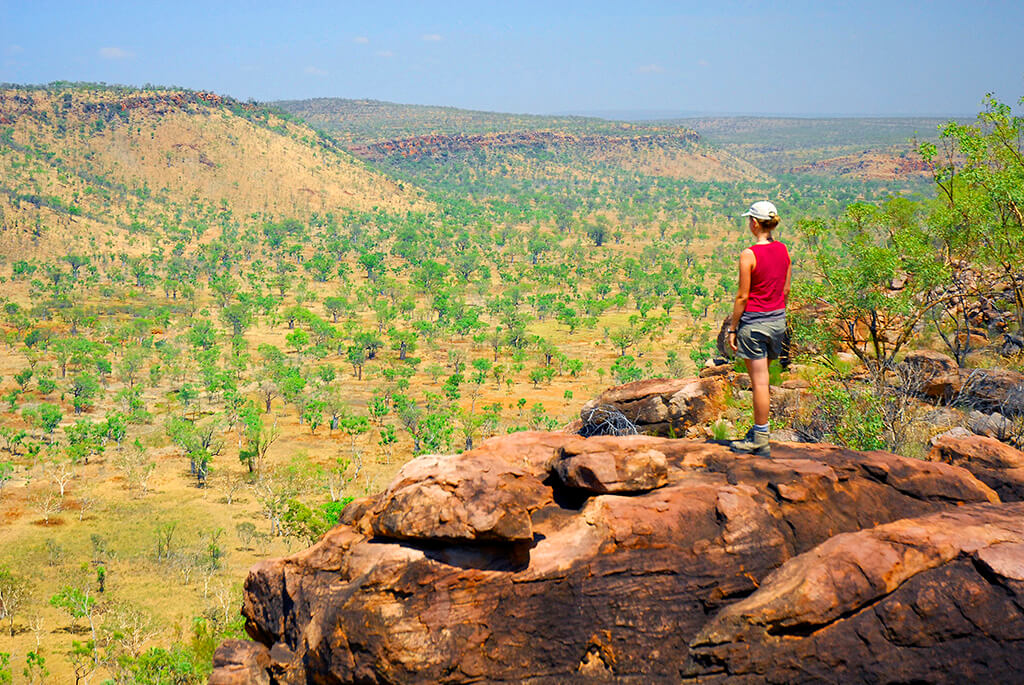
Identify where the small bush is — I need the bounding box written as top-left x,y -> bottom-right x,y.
795,383 -> 885,451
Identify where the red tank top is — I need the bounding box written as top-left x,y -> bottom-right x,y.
746,241 -> 790,312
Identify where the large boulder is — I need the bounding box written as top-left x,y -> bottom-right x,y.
964,367 -> 1024,416
216,433 -> 1001,684
208,640 -> 271,685
685,503 -> 1024,684
900,349 -> 962,399
371,450 -> 554,543
1000,332 -> 1024,357
968,409 -> 1013,440
580,376 -> 728,436
554,434 -> 670,492
900,351 -> 1024,417
929,433 -> 1024,502
469,430 -> 584,478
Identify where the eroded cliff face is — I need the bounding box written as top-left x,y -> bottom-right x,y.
207,421 -> 1024,684
348,130 -> 701,161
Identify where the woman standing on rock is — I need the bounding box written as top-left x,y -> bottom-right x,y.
727,201 -> 791,456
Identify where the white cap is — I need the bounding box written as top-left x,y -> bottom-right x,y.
741,201 -> 779,221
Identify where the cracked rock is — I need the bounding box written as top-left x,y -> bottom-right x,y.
685,503 -> 1024,684
214,433 -> 1005,683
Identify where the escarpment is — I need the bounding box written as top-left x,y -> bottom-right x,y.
348,130 -> 701,161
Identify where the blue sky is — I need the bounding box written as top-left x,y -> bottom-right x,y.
2,0 -> 1022,116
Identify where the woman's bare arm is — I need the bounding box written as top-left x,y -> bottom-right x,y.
783,260 -> 792,302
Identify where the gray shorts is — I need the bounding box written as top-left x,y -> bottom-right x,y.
737,316 -> 787,360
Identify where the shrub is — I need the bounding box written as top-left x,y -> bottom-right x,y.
797,384 -> 885,451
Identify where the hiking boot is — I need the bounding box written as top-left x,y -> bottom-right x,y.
729,428 -> 770,456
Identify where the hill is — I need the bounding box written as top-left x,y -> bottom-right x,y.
273,97 -> 769,198
677,115 -> 956,181
0,84 -> 421,257
271,97 -> 629,144
273,98 -> 949,192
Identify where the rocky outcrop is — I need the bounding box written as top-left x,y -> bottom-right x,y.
214,432 -> 1003,684
1001,332 -> 1024,356
580,376 -> 728,436
901,350 -> 1024,416
901,349 -> 963,399
209,640 -> 271,685
349,130 -> 700,161
0,89 -> 259,126
555,436 -> 668,492
966,367 -> 1024,416
788,151 -> 932,181
685,503 -> 1024,684
968,409 -> 1014,441
371,449 -> 554,543
929,433 -> 1024,502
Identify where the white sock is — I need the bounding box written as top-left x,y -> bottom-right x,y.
753,423 -> 769,433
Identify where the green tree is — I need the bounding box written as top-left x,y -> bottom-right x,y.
378,424 -> 397,463
13,368 -> 32,392
609,326 -> 638,356
166,416 -> 223,487
304,253 -> 334,282
28,403 -> 63,439
324,295 -> 352,323
219,302 -> 253,337
22,650 -> 48,684
66,419 -> 104,464
792,199 -> 948,378
357,251 -> 385,281
104,412 -> 128,446
69,371 -> 101,414
187,319 -> 218,350
922,93 -> 1024,333
367,395 -> 390,425
118,346 -> 147,389
285,328 -> 309,356
338,413 -> 370,457
302,399 -> 326,434
127,646 -> 197,684
238,406 -> 280,475
50,586 -> 98,645
347,345 -> 366,380
586,219 -> 608,247
0,462 -> 12,501
354,331 -> 384,359
610,355 -> 643,384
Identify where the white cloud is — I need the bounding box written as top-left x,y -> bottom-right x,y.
636,63 -> 664,74
99,46 -> 133,60
304,66 -> 328,76
376,50 -> 394,58
6,45 -> 23,55
353,36 -> 369,44
421,33 -> 442,42
697,59 -> 709,67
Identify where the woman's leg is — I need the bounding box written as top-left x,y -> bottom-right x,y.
744,357 -> 770,427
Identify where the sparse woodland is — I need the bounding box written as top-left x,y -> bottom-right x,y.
0,83 -> 1021,682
